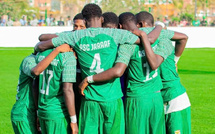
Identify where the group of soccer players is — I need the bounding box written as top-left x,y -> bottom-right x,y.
11,3 -> 191,134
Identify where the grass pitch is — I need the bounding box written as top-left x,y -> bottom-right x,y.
0,47 -> 214,134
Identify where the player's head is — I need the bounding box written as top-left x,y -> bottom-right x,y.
73,13 -> 86,30
135,11 -> 154,28
81,3 -> 103,27
118,12 -> 137,31
102,12 -> 119,28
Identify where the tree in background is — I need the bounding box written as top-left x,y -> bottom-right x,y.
0,0 -> 39,21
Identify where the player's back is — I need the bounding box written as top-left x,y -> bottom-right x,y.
36,49 -> 75,120
122,42 -> 163,97
53,28 -> 138,101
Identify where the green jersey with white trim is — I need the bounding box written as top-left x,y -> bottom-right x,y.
116,38 -> 173,97
11,54 -> 37,122
52,28 -> 138,101
36,49 -> 76,120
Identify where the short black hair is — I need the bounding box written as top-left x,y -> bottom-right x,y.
73,13 -> 83,21
102,12 -> 119,27
135,11 -> 154,26
118,12 -> 136,25
81,3 -> 102,21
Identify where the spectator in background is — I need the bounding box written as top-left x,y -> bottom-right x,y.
46,14 -> 53,26
155,17 -> 160,24
201,16 -> 208,26
192,18 -> 200,26
180,19 -> 187,27
58,16 -> 64,26
7,16 -> 13,26
20,16 -> 27,26
1,16 -> 6,26
38,16 -> 45,26
163,16 -> 170,27
211,20 -> 215,26
13,18 -> 21,26
27,18 -> 31,26
30,15 -> 38,26
51,18 -> 57,26
66,16 -> 72,26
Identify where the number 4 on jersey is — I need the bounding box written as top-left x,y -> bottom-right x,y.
90,53 -> 104,74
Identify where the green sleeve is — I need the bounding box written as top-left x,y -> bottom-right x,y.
62,52 -> 77,82
159,29 -> 174,40
52,32 -> 75,48
115,44 -> 136,65
113,29 -> 139,45
153,39 -> 174,60
22,55 -> 37,78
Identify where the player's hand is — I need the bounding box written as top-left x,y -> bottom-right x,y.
131,29 -> 146,37
56,44 -> 71,53
70,123 -> 78,134
78,78 -> 88,96
36,117 -> 42,134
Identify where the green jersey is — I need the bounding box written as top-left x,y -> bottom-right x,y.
116,39 -> 173,97
11,54 -> 37,122
160,51 -> 186,102
139,27 -> 175,41
52,28 -> 138,101
36,49 -> 76,120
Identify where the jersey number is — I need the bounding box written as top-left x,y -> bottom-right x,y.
90,53 -> 104,73
40,70 -> 53,95
143,62 -> 158,82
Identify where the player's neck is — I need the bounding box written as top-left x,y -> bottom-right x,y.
86,17 -> 102,28
125,22 -> 138,31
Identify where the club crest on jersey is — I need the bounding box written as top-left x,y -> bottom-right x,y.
175,130 -> 181,134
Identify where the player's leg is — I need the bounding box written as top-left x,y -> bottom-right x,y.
164,92 -> 191,134
149,92 -> 166,134
125,97 -> 147,134
78,98 -> 101,134
39,117 -> 70,134
12,120 -> 37,134
100,98 -> 125,134
125,92 -> 165,134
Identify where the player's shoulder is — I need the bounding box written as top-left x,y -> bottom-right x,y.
61,52 -> 76,63
22,54 -> 36,64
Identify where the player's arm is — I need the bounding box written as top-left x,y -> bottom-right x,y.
79,63 -> 127,96
171,32 -> 188,63
147,23 -> 166,44
63,83 -> 78,134
133,29 -> 164,70
31,44 -> 71,76
32,77 -> 41,133
61,52 -> 78,133
38,34 -> 58,41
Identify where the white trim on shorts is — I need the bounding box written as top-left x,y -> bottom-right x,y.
164,92 -> 191,114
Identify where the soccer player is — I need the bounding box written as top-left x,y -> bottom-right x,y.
35,3 -> 153,134
102,12 -> 119,28
11,44 -> 72,134
73,13 -> 86,30
136,11 -> 191,134
36,46 -> 78,134
79,12 -> 174,134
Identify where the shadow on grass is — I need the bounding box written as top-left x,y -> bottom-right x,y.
178,69 -> 215,74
